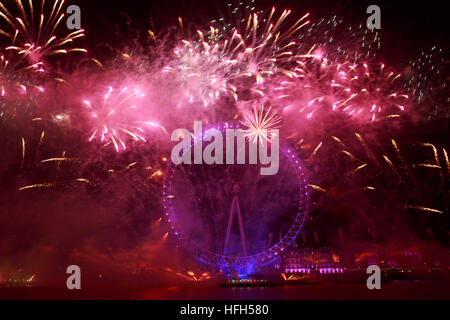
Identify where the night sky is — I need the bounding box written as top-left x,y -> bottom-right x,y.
0,0 -> 448,289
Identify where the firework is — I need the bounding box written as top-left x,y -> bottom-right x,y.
0,48 -> 45,121
82,86 -> 163,152
297,16 -> 381,63
0,0 -> 86,66
0,1 -> 447,285
164,268 -> 214,282
296,129 -> 448,249
163,30 -> 239,108
0,48 -> 44,91
240,105 -> 281,143
166,8 -> 310,108
215,7 -> 310,82
331,62 -> 409,122
275,48 -> 338,119
0,51 -> 27,101
407,46 -> 449,120
329,134 -> 448,215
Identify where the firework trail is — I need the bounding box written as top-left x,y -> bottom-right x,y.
164,268 -> 215,282
165,7 -> 310,109
82,86 -> 165,152
14,119 -> 166,204
0,0 -> 86,122
240,105 -> 281,143
163,30 -> 239,108
327,133 -> 448,215
0,0 -> 86,66
331,62 -> 409,122
297,16 -> 381,63
0,48 -> 45,121
407,46 -> 449,120
275,48 -> 338,119
293,128 -> 448,247
0,55 -> 45,122
0,47 -> 43,93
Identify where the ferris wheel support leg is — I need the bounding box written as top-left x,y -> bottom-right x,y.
223,197 -> 236,255
235,198 -> 248,257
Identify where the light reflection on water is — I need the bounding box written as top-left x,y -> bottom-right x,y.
0,281 -> 447,300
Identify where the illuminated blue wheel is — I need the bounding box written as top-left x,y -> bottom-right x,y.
162,123 -> 309,274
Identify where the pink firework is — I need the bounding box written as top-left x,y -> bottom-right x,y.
165,8 -> 310,108
82,86 -> 161,152
222,8 -> 310,85
0,0 -> 86,66
331,62 -> 409,122
275,48 -> 338,119
163,30 -> 239,108
1,48 -> 45,121
240,105 -> 281,143
0,50 -> 44,97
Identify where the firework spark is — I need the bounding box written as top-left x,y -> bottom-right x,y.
223,8 -> 310,83
166,8 -> 310,108
240,105 -> 281,143
332,63 -> 409,122
334,134 -> 448,215
276,48 -> 338,119
164,268 -> 214,282
0,0 -> 86,66
82,86 -> 163,152
163,31 -> 239,107
1,49 -> 43,91
407,46 -> 449,120
297,16 -> 381,63
1,48 -> 45,120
